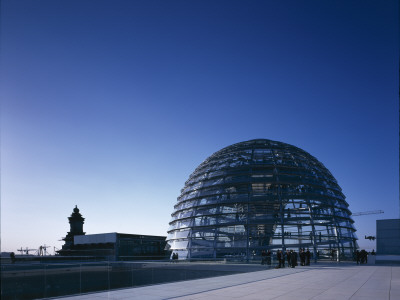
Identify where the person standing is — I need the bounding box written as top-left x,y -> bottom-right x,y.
291,250 -> 298,268
305,249 -> 311,266
277,250 -> 282,268
286,250 -> 291,267
261,250 -> 266,265
10,252 -> 16,264
267,250 -> 272,265
300,248 -> 305,266
360,249 -> 367,264
355,250 -> 360,265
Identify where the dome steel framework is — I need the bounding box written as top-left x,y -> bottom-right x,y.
167,139 -> 357,260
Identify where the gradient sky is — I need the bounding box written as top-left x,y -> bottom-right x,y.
1,0 -> 398,253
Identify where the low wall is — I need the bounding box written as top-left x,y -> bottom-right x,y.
375,255 -> 400,264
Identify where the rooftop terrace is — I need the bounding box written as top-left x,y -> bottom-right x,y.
58,262 -> 399,300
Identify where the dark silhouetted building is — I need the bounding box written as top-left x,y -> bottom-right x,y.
72,232 -> 167,260
58,205 -> 86,254
58,206 -> 167,260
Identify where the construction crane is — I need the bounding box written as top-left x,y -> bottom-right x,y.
351,210 -> 383,242
35,244 -> 51,256
17,247 -> 37,255
352,210 -> 384,217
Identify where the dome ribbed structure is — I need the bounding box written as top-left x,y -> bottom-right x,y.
167,139 -> 357,260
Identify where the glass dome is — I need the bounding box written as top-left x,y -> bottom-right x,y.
167,139 -> 357,260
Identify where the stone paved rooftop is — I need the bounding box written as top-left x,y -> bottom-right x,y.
59,263 -> 400,300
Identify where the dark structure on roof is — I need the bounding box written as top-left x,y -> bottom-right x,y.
59,205 -> 86,253
167,139 -> 358,260
58,206 -> 168,260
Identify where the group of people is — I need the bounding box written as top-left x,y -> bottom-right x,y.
298,248 -> 312,266
171,252 -> 179,262
260,250 -> 272,265
355,249 -> 370,264
262,248 -> 312,268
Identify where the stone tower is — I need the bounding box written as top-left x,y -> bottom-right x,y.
60,205 -> 86,251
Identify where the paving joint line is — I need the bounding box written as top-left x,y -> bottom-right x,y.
265,267 -> 357,300
164,268 -> 311,300
307,267 -> 363,300
348,266 -> 380,300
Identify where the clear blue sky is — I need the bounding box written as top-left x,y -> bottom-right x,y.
1,0 -> 398,253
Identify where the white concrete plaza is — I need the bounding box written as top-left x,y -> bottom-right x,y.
59,263 -> 400,300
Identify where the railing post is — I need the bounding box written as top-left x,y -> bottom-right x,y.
80,263 -> 82,294
44,264 -> 47,298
